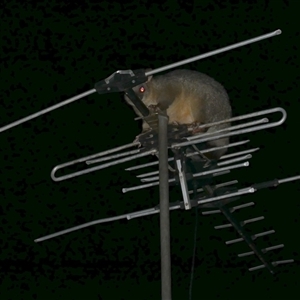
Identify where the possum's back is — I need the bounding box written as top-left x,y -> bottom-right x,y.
143,69 -> 231,127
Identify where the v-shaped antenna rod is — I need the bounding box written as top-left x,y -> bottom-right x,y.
0,29 -> 281,134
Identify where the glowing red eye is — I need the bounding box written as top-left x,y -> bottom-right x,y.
139,86 -> 145,93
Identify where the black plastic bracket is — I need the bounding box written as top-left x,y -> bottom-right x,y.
94,69 -> 148,94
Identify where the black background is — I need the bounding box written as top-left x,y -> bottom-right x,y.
1,1 -> 299,299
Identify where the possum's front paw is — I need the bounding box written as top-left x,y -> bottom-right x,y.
188,121 -> 206,134
133,136 -> 142,147
148,104 -> 160,113
133,129 -> 153,147
169,121 -> 183,131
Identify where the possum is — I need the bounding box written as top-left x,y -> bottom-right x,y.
124,69 -> 232,161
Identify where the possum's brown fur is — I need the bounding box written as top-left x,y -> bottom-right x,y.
124,69 -> 232,160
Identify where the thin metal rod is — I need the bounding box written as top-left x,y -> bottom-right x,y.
158,113 -> 172,300
137,170 -> 160,178
238,251 -> 254,257
125,140 -> 250,171
122,170 -> 231,193
198,188 -> 255,205
142,142 -> 252,178
238,243 -> 285,257
146,30 -> 281,76
129,206 -> 181,220
252,230 -> 275,239
34,173 -> 300,243
229,202 -> 255,212
175,107 -> 286,147
220,147 -> 259,160
272,259 -> 294,266
141,161 -> 249,183
278,175 -> 300,184
0,89 -> 96,133
136,151 -> 245,179
125,157 -> 173,171
240,216 -> 265,226
217,154 -> 252,166
51,148 -> 154,182
187,117 -> 268,139
86,148 -> 142,165
262,244 -> 284,253
189,180 -> 238,195
34,212 -> 129,242
249,259 -> 294,271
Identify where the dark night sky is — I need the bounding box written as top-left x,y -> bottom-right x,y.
1,1 -> 299,299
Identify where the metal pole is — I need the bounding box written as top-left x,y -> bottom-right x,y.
158,113 -> 172,300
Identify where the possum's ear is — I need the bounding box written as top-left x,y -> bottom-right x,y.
145,68 -> 153,82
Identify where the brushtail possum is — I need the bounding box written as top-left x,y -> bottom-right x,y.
124,69 -> 232,160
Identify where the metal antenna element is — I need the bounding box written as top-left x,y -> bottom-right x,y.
173,107 -> 286,147
0,30 -> 281,133
146,29 -> 281,76
50,107 -> 286,182
34,175 -> 300,242
34,102 -> 296,277
0,89 -> 96,133
157,113 -> 172,300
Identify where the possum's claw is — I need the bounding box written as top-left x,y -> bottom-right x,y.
169,121 -> 187,133
148,104 -> 160,113
188,121 -> 206,134
133,136 -> 142,147
133,129 -> 154,147
171,121 -> 179,126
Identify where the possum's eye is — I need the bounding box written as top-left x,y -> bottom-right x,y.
139,86 -> 145,93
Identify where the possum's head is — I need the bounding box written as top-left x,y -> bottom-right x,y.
124,68 -> 153,107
